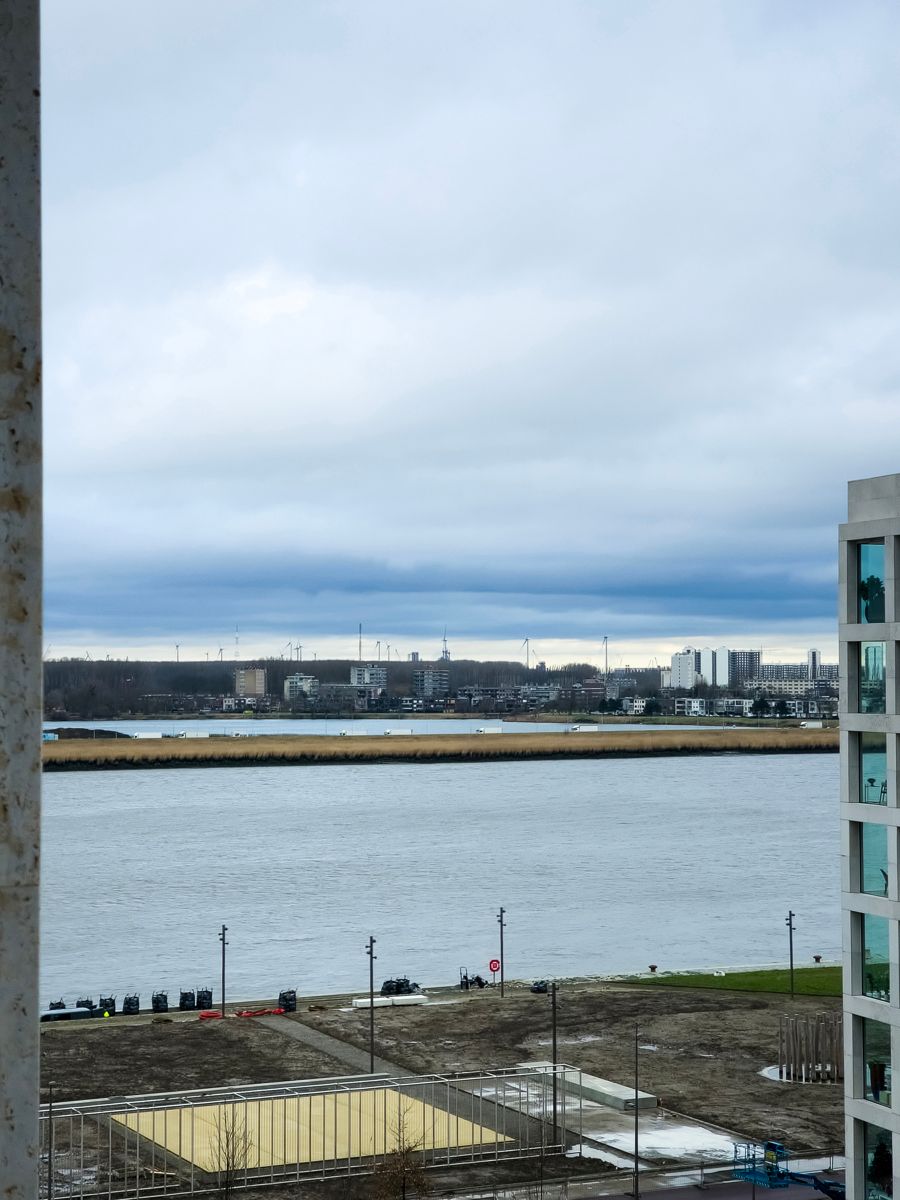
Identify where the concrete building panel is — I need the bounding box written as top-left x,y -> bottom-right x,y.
841,473 -> 900,1200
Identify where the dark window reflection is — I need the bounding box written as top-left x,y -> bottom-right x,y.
860,542 -> 886,624
863,914 -> 890,1002
861,734 -> 888,805
860,642 -> 886,714
864,1120 -> 893,1198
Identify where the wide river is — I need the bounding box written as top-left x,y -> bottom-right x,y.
41,753 -> 839,1006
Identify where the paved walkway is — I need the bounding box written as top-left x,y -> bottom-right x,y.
256,1013 -> 411,1077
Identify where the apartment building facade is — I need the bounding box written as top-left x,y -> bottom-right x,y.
840,473 -> 899,1200
412,668 -> 450,698
234,667 -> 267,698
349,663 -> 388,689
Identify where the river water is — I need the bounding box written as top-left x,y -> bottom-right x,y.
43,717 -> 707,737
41,753 -> 839,1007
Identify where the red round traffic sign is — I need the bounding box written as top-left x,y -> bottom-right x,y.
489,958 -> 501,973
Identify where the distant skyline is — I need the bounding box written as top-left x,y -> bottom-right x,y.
42,2 -> 900,661
44,632 -> 836,670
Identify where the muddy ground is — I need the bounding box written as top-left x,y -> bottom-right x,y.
296,981 -> 843,1151
41,980 -> 843,1153
40,1014 -> 349,1100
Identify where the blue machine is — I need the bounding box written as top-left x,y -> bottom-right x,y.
733,1141 -> 845,1200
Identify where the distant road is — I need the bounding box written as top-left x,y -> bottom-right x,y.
42,727 -> 838,771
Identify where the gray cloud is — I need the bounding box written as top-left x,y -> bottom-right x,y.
41,0 -> 900,660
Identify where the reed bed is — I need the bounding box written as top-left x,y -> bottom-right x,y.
43,727 -> 838,771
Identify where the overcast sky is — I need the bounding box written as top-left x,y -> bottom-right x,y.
41,1 -> 900,667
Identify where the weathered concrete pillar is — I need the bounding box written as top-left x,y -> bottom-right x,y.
0,0 -> 42,1196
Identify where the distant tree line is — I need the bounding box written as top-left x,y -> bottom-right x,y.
43,657 -> 600,719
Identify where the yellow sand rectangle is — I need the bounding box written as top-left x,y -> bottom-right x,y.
111,1089 -> 509,1172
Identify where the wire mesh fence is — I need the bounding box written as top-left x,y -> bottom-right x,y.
40,1065 -> 579,1198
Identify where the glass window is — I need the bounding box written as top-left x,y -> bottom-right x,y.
862,1019 -> 892,1107
861,734 -> 888,805
861,823 -> 890,896
863,914 -> 890,1001
859,542 -> 886,623
864,1121 -> 893,1200
860,642 -> 886,714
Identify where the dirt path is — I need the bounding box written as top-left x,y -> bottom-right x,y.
254,1012 -> 409,1077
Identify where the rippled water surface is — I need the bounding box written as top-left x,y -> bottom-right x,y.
41,753 -> 838,1005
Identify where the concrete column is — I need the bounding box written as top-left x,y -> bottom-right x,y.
0,1 -> 42,1197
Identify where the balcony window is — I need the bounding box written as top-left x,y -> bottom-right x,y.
861,734 -> 888,805
862,1019 -> 892,1107
864,1121 -> 893,1200
860,823 -> 890,896
859,542 -> 886,624
863,914 -> 890,1002
860,642 -> 886,714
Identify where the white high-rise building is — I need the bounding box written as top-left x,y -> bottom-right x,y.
839,473 -> 897,1200
715,647 -> 730,687
670,648 -> 700,690
698,648 -> 716,686
697,646 -> 732,687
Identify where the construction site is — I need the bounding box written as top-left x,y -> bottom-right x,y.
39,976 -> 846,1199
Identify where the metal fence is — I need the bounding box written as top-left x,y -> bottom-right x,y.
40,1065 -> 580,1198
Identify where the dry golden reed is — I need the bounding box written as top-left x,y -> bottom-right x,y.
43,728 -> 838,772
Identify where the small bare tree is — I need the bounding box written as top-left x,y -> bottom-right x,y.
371,1099 -> 430,1200
211,1105 -> 252,1199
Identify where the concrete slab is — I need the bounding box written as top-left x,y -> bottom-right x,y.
519,1060 -> 657,1110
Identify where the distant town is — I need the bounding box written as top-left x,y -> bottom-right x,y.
43,644 -> 838,721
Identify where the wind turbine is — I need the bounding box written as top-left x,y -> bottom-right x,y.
522,638 -> 531,670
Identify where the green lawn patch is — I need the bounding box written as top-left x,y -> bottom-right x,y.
628,965 -> 841,996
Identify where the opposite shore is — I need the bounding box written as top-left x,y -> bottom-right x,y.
42,726 -> 838,771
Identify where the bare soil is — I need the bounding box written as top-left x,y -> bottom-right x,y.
296,981 -> 844,1152
40,980 -> 843,1156
40,1014 -> 348,1102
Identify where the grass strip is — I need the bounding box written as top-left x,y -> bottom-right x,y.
629,965 -> 841,996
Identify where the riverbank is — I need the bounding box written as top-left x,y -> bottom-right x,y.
42,726 -> 838,770
40,976 -> 843,1151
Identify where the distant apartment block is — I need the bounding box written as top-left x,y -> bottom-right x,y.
757,663 -> 809,681
349,663 -> 388,689
518,684 -> 560,704
747,677 -> 815,696
698,646 -> 730,687
412,669 -> 450,698
283,673 -> 319,701
715,697 -> 754,717
671,649 -> 700,689
727,650 -> 761,684
234,667 -> 267,698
